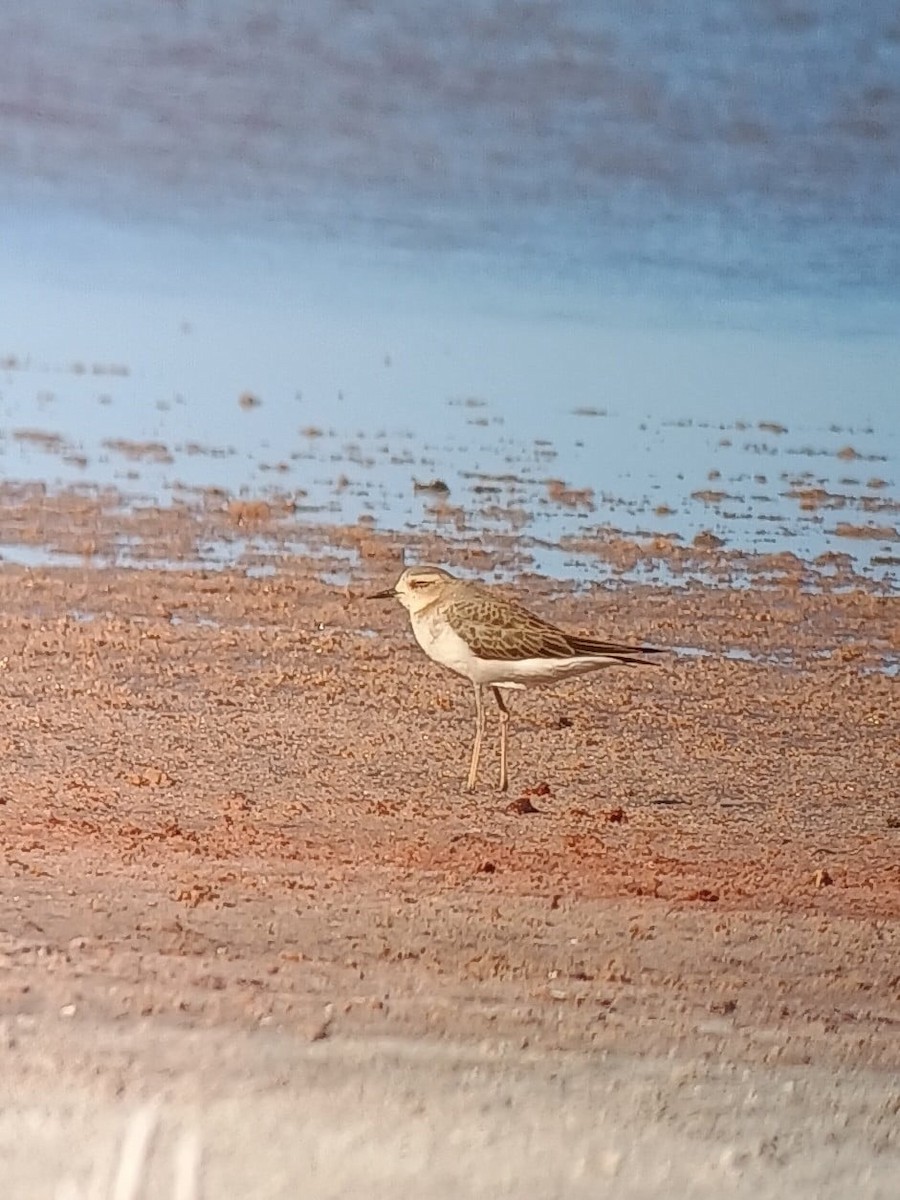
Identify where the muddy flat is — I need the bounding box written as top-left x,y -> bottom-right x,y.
0,511 -> 897,1197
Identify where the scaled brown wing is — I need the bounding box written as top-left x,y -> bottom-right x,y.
446,594 -> 656,662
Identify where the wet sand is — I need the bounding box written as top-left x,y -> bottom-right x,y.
0,496 -> 898,1196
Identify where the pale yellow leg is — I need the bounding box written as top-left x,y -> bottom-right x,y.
466,683 -> 485,792
492,686 -> 510,792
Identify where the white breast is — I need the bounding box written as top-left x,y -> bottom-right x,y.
411,611 -> 483,681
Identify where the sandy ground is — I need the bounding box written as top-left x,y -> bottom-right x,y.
0,509 -> 898,1197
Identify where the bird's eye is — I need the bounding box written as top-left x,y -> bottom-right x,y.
410,579 -> 428,588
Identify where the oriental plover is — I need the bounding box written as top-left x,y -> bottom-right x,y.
367,565 -> 662,792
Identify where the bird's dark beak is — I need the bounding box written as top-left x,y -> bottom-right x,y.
366,587 -> 396,600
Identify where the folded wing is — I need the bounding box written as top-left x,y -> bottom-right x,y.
447,594 -> 662,664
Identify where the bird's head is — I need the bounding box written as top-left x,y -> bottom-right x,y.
367,565 -> 457,613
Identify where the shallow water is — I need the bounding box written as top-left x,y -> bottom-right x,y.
0,3 -> 898,584
4,1 -> 900,299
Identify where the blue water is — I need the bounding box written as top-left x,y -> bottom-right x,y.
0,2 -> 898,582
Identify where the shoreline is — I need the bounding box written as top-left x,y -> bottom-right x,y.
0,480 -> 897,598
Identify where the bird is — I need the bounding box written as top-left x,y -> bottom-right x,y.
367,564 -> 662,792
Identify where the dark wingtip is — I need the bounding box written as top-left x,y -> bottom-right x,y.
632,644 -> 667,662
566,634 -> 667,661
